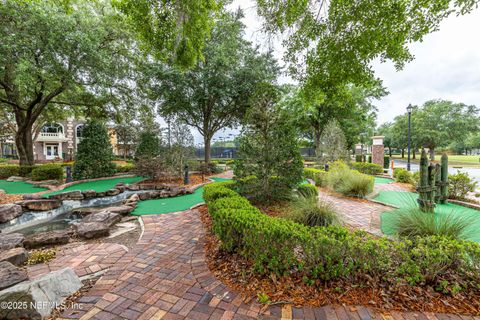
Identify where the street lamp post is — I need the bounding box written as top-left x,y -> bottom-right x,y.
407,104 -> 413,171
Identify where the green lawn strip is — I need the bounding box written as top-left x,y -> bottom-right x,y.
0,180 -> 48,194
374,176 -> 394,185
132,177 -> 230,215
43,176 -> 145,197
376,190 -> 480,242
390,155 -> 480,167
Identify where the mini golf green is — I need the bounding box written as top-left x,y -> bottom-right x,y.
132,177 -> 230,215
376,190 -> 480,242
44,176 -> 145,197
0,180 -> 48,194
374,176 -> 394,185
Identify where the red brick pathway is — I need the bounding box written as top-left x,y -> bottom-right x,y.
27,242 -> 127,280
55,209 -> 472,320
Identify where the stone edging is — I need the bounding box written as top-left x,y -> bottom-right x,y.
448,199 -> 480,211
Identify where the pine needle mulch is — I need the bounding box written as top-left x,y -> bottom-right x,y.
199,205 -> 480,315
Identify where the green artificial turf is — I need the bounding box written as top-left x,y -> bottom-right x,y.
132,177 -> 230,215
0,180 -> 48,194
374,176 -> 394,185
375,190 -> 480,242
44,176 -> 145,197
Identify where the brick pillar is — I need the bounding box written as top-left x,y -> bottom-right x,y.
371,136 -> 385,168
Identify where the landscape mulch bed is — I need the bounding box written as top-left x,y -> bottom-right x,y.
198,205 -> 480,315
0,193 -> 22,204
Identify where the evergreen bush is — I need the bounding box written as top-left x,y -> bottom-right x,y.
350,162 -> 383,175
0,165 -> 20,179
73,120 -> 116,180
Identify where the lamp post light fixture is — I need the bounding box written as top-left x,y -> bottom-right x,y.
407,104 -> 413,171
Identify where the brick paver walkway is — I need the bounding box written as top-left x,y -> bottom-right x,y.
318,191 -> 392,236
27,243 -> 127,280
56,209 -> 470,320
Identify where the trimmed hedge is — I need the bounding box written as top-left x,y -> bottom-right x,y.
393,168 -> 412,183
296,183 -> 318,198
303,168 -> 328,187
30,164 -> 64,181
350,162 -> 383,175
0,165 -> 20,179
203,183 -> 480,292
116,163 -> 135,173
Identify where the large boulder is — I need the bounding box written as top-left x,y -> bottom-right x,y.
105,206 -> 134,215
125,184 -> 139,191
0,267 -> 82,320
6,176 -> 25,182
0,233 -> 25,251
106,188 -> 121,196
82,211 -> 121,227
71,207 -> 100,216
0,204 -> 23,223
138,192 -> 151,200
17,199 -> 62,211
82,189 -> 97,199
49,190 -> 84,200
74,222 -> 109,239
0,261 -> 28,290
23,230 -> 70,249
0,247 -> 28,266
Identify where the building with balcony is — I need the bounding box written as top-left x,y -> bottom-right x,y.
33,118 -> 85,161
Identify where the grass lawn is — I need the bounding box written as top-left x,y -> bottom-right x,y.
390,154 -> 480,167
0,180 -> 48,194
44,176 -> 145,197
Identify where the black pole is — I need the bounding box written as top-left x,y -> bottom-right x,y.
407,108 -> 412,171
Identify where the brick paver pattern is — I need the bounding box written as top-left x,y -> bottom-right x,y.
55,208 -> 473,320
27,243 -> 127,280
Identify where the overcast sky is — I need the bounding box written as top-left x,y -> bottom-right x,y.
194,1 -> 480,144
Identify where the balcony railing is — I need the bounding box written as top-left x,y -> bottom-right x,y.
37,132 -> 66,141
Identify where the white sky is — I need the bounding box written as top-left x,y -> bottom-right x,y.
192,1 -> 480,144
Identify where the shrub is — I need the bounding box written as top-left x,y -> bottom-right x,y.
387,209 -> 475,240
411,171 -> 420,187
0,165 -> 19,179
350,162 -> 383,175
116,163 -> 135,173
355,154 -> 363,162
448,171 -> 478,200
384,156 -> 390,169
204,183 -> 480,292
303,168 -> 328,187
18,165 -> 35,177
134,156 -> 165,180
136,130 -> 161,158
285,197 -> 340,227
327,163 -> 374,198
296,183 -> 318,199
394,168 -> 412,183
73,120 -> 116,180
30,164 -> 64,181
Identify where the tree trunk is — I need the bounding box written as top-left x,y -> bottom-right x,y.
15,123 -> 35,166
314,127 -> 322,158
401,149 -> 405,158
389,147 -> 392,157
412,149 -> 416,160
429,148 -> 435,161
204,135 -> 211,164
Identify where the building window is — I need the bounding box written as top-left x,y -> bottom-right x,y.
76,124 -> 84,139
41,123 -> 63,134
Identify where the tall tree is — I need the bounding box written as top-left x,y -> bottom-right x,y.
0,0 -> 139,166
256,0 -> 478,89
155,10 -> 278,163
413,100 -> 479,159
113,0 -> 223,68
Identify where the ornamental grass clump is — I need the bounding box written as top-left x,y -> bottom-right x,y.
388,208 -> 476,240
327,161 -> 374,198
285,196 -> 340,227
